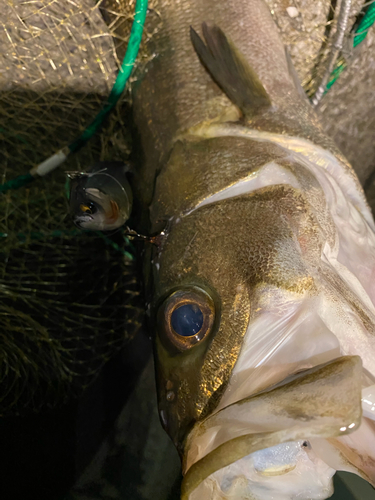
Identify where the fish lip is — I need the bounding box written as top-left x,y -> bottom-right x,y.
180,430 -> 312,500
180,355 -> 363,500
73,215 -> 93,228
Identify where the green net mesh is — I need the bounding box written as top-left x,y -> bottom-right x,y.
0,0 -> 145,416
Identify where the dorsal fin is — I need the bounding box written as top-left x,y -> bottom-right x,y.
190,23 -> 272,116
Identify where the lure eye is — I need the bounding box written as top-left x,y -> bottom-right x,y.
158,287 -> 215,351
80,202 -> 97,215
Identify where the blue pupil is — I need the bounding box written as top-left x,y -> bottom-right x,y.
171,304 -> 204,337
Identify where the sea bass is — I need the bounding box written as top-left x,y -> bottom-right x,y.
130,1 -> 375,498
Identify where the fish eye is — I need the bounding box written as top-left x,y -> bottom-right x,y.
80,202 -> 97,215
158,287 -> 215,351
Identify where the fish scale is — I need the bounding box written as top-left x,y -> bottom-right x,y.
131,0 -> 375,499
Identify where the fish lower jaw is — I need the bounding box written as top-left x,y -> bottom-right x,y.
181,356 -> 363,500
185,439 -> 335,500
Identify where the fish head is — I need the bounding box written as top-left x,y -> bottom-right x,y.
153,182 -> 313,436
68,166 -> 132,231
151,173 -> 363,499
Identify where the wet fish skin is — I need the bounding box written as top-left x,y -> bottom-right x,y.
132,0 -> 365,215
131,1 -> 375,499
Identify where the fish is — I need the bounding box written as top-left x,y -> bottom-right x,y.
68,161 -> 132,231
130,0 -> 375,499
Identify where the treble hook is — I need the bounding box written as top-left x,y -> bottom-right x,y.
123,226 -> 167,246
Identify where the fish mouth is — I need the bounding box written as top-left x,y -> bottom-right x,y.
73,215 -> 93,228
181,355 -> 362,499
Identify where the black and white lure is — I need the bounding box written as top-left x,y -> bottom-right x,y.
68,162 -> 133,231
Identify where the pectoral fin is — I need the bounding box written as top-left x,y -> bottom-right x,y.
190,23 -> 272,116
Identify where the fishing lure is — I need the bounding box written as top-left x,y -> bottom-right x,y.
68,162 -> 133,231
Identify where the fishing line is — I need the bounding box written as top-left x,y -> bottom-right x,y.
0,0 -> 148,194
311,0 -> 375,104
311,0 -> 352,106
